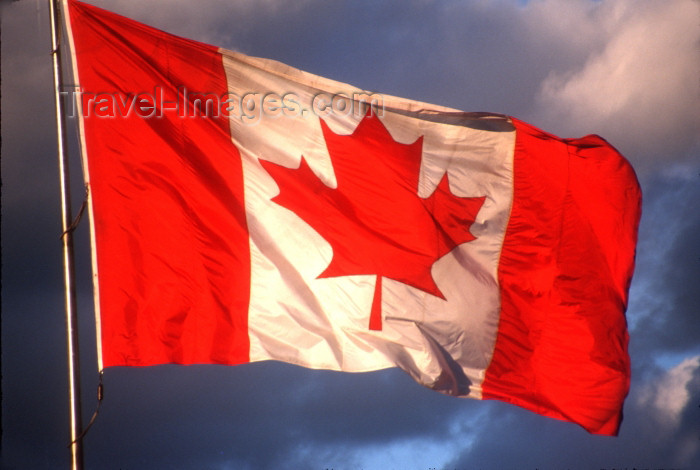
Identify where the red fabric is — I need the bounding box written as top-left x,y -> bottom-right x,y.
483,118 -> 641,435
68,0 -> 250,366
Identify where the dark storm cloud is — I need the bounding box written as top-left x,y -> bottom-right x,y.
79,364 -> 480,469
629,174 -> 700,358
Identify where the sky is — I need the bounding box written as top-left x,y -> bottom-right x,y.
1,0 -> 699,469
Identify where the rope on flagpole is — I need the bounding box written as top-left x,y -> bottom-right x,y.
68,371 -> 104,448
61,185 -> 88,240
49,1 -> 85,468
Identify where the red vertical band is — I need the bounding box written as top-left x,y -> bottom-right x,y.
483,118 -> 641,435
69,0 -> 251,366
369,276 -> 383,331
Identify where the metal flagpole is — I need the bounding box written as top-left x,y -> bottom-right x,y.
49,0 -> 85,468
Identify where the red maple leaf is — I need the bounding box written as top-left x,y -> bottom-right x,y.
260,113 -> 485,330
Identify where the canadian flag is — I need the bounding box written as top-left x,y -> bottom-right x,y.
65,0 -> 641,435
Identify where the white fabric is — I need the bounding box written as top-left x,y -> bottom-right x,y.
221,48 -> 515,397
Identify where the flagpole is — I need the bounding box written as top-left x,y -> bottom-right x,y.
49,0 -> 85,469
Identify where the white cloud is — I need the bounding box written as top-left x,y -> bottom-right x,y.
290,432 -> 475,470
638,355 -> 700,430
531,0 -> 699,168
